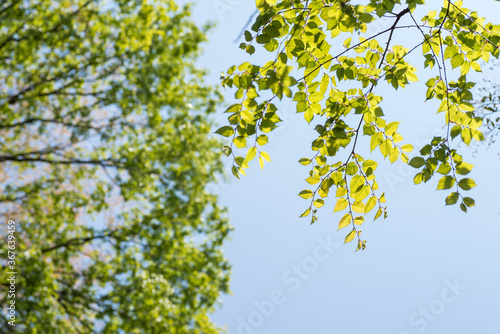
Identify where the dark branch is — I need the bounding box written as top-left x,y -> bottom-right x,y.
41,230 -> 117,253
0,155 -> 120,168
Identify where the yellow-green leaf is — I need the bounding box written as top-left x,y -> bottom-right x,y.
300,208 -> 311,217
458,178 -> 476,190
334,198 -> 348,212
260,151 -> 271,161
338,214 -> 352,230
313,199 -> 325,208
354,216 -> 364,225
344,229 -> 356,244
401,144 -> 413,152
352,201 -> 365,213
246,147 -> 257,162
436,175 -> 455,190
365,196 -> 377,214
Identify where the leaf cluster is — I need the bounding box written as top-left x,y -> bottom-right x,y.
218,0 -> 500,250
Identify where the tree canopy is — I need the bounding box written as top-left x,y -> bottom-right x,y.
218,0 -> 500,250
0,0 -> 231,332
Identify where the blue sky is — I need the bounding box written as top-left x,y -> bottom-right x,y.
186,1 -> 500,333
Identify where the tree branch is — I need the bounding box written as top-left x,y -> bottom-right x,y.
0,155 -> 120,168
41,230 -> 117,253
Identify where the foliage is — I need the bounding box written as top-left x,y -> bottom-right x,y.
0,0 -> 231,332
474,66 -> 500,147
218,0 -> 500,250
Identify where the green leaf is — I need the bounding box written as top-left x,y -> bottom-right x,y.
351,185 -> 370,202
379,140 -> 392,158
256,34 -> 270,44
336,187 -> 347,197
232,166 -> 241,179
233,136 -> 247,148
389,149 -> 399,164
401,152 -> 409,163
306,176 -> 320,185
246,45 -> 256,55
240,109 -> 254,124
359,13 -> 374,23
409,157 -> 425,168
346,162 -> 358,176
299,158 -> 311,166
437,176 -> 456,190
458,178 -> 477,190
470,61 -> 481,72
223,146 -> 232,157
420,145 -> 432,156
436,163 -> 451,175
461,128 -> 471,145
460,61 -> 470,75
414,173 -> 423,184
463,197 -> 475,207
332,127 -> 348,139
460,203 -> 468,212
350,175 -> 364,193
456,162 -> 473,175
385,122 -> 399,136
304,107 -> 314,123
215,126 -> 235,137
445,192 -> 460,205
257,135 -> 269,146
471,129 -> 484,142
298,190 -> 313,199
363,160 -> 378,175
451,53 -> 464,68
309,91 -> 324,103
244,30 -> 252,42
370,133 -> 382,152
450,125 -> 462,139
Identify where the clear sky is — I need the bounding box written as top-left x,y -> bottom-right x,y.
185,1 -> 500,333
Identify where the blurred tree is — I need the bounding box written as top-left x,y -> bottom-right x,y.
0,0 -> 231,333
474,70 -> 500,148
